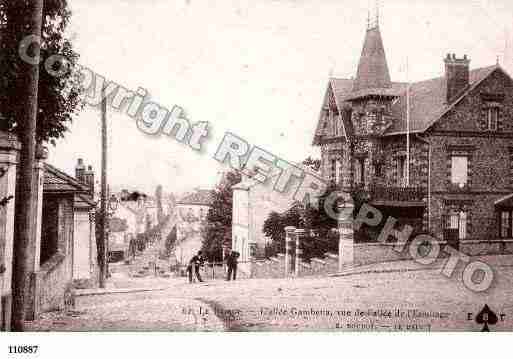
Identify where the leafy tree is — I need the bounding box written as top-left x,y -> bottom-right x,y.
262,211 -> 285,257
0,1 -> 83,144
262,183 -> 341,260
155,185 -> 164,224
201,170 -> 241,261
167,192 -> 176,216
164,225 -> 177,255
120,191 -> 147,202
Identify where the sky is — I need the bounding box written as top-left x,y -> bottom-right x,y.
47,0 -> 513,196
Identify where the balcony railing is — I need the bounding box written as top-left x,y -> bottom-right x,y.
368,184 -> 427,203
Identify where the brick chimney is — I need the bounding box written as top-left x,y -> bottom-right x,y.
445,53 -> 470,103
75,158 -> 85,183
84,165 -> 95,193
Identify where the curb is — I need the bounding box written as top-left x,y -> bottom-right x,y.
75,287 -> 168,297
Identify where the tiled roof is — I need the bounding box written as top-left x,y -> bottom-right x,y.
387,65 -> 499,134
177,189 -> 214,206
43,163 -> 90,194
74,194 -> 96,209
314,65 -> 501,143
353,26 -> 391,92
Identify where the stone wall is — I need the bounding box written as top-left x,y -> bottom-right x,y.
243,239 -> 513,279
36,254 -> 69,312
35,195 -> 74,313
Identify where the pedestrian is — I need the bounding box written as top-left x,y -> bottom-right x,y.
187,250 -> 205,283
226,250 -> 240,281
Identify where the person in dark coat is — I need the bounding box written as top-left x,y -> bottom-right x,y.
226,250 -> 240,281
187,250 -> 205,283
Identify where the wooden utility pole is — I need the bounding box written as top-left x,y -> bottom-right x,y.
98,89 -> 108,288
11,0 -> 44,331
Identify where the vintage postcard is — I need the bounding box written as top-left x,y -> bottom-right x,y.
1,0 -> 513,337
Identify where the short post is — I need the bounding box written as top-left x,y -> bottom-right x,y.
294,229 -> 305,277
284,226 -> 296,276
338,192 -> 355,272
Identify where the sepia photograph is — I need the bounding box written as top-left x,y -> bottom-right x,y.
0,1 -> 513,348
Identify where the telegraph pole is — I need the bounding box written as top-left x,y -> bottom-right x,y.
98,88 -> 108,288
11,0 -> 44,331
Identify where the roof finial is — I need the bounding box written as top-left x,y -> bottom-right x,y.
497,55 -> 500,65
367,9 -> 371,30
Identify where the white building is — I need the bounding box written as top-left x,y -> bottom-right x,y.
108,203 -> 139,257
175,189 -> 213,264
231,168 -> 310,275
72,159 -> 98,283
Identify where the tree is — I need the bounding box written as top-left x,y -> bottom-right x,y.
0,1 -> 83,145
155,185 -> 164,225
201,170 -> 241,261
164,226 -> 177,256
262,211 -> 283,245
262,183 -> 340,261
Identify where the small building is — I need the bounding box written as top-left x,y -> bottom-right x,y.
175,189 -> 213,264
34,163 -> 91,313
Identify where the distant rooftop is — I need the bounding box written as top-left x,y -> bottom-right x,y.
177,189 -> 214,206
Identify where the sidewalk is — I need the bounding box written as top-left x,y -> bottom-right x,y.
332,254 -> 513,278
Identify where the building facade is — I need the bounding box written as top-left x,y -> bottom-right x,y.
175,189 -> 213,264
231,172 -> 301,273
73,159 -> 98,284
312,20 -> 513,248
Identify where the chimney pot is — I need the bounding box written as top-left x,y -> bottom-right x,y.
445,53 -> 470,103
75,158 -> 86,183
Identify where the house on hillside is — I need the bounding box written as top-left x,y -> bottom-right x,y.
175,189 -> 213,264
312,17 -> 513,248
108,203 -> 138,260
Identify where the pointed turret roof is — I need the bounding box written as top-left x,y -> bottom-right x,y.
352,25 -> 391,93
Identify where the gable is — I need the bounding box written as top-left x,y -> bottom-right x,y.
312,80 -> 352,145
43,163 -> 90,194
430,67 -> 513,133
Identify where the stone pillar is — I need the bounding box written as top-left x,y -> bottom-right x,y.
0,132 -> 21,331
284,226 -> 296,276
338,192 -> 355,272
25,145 -> 47,321
294,229 -> 305,277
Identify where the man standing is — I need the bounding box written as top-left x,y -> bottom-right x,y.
226,250 -> 240,281
187,250 -> 205,283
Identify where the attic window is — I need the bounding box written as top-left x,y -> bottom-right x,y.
486,107 -> 499,131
